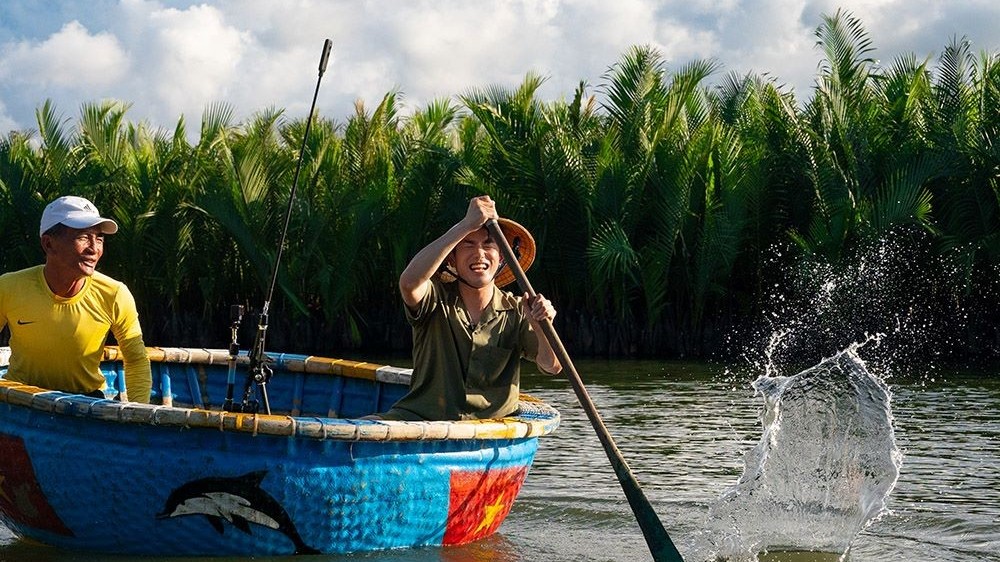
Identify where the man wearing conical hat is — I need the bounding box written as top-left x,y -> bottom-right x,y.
0,196 -> 151,403
381,195 -> 561,420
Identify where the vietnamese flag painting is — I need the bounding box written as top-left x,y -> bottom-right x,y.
443,465 -> 528,545
0,433 -> 74,536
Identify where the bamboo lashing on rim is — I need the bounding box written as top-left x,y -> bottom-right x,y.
1,347 -> 559,442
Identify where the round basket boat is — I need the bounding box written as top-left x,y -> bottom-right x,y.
0,346 -> 560,556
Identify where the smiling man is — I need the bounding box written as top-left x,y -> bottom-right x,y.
379,195 -> 561,421
0,195 -> 151,402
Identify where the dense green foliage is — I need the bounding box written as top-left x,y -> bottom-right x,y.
2,12 -> 998,364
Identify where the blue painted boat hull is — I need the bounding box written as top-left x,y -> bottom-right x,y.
0,347 -> 559,556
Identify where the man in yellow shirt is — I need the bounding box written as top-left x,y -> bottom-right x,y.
0,196 -> 151,402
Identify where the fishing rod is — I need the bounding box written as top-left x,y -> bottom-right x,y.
224,38 -> 333,414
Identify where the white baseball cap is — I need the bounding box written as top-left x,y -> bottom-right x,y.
39,196 -> 119,237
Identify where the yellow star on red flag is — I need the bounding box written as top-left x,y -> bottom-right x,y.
443,465 -> 528,545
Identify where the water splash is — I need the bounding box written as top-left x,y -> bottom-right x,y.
702,230 -> 988,560
706,340 -> 902,561
723,229 -> 975,384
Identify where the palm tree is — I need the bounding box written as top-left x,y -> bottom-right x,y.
3,17 -> 999,361
0,129 -> 46,271
927,39 -> 1000,264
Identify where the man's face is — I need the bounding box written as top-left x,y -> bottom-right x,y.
42,226 -> 105,278
451,227 -> 501,288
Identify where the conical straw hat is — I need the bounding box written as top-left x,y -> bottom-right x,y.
437,218 -> 535,288
492,218 -> 535,289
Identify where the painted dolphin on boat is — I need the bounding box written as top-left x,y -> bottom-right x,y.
158,470 -> 319,555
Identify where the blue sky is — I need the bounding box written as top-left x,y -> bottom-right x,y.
2,0 -> 1000,137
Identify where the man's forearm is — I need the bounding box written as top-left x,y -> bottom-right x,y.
119,336 -> 152,403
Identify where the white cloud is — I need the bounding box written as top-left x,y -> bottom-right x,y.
0,100 -> 18,134
0,20 -> 128,90
709,0 -> 818,94
801,0 -> 1000,59
2,0 -> 1000,137
118,1 -> 251,125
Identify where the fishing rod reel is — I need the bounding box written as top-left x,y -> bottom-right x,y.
240,304 -> 274,414
221,303 -> 269,414
221,303 -> 274,414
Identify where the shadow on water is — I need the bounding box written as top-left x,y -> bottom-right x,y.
0,532 -> 524,562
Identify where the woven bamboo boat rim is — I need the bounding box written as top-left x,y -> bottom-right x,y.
0,346 -> 560,442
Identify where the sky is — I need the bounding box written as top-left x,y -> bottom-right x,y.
2,0 -> 1000,138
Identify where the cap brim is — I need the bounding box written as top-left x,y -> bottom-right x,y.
60,218 -> 119,235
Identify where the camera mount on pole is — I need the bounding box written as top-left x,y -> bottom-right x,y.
223,304 -> 245,412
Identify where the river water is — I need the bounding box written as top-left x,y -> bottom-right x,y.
1,354 -> 997,562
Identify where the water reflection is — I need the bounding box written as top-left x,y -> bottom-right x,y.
3,533 -> 525,562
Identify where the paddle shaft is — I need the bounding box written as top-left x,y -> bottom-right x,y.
486,219 -> 684,562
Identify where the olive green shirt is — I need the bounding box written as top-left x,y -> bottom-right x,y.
384,278 -> 539,421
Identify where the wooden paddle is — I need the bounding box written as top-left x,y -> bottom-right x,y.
486,219 -> 684,562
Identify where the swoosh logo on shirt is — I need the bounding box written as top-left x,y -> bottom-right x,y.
16,320 -> 36,325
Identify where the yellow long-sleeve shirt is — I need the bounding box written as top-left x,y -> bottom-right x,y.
0,265 -> 151,403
